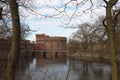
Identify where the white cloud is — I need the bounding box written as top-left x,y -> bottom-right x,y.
24,0 -> 110,41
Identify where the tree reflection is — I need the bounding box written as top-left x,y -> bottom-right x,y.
83,61 -> 88,73
15,58 -> 112,80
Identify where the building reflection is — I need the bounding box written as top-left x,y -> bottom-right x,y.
16,57 -> 113,80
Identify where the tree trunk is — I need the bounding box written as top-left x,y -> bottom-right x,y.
6,0 -> 21,80
106,1 -> 118,80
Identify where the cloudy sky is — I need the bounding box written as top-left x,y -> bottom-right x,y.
23,0 -> 119,41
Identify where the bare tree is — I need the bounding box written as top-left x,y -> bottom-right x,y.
6,0 -> 21,80
104,0 -> 119,80
68,21 -> 106,53
20,23 -> 32,40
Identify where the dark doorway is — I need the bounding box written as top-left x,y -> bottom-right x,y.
55,52 -> 58,58
31,52 -> 35,58
42,52 -> 46,58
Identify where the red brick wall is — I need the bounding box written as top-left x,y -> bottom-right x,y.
35,34 -> 67,58
36,34 -> 67,51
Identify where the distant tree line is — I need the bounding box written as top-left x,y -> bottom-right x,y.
68,14 -> 120,56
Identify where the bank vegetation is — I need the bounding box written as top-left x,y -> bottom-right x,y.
67,15 -> 120,60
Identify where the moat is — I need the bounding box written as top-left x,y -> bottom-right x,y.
15,57 -> 120,80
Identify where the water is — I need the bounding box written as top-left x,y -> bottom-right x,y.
16,58 -> 112,80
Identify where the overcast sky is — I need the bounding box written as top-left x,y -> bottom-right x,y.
24,0 -> 120,41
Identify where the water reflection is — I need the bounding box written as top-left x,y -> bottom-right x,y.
16,58 -> 112,80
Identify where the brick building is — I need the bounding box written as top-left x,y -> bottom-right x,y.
34,34 -> 67,58
0,39 -> 11,59
0,37 -> 32,59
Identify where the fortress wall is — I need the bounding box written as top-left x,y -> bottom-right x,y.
36,34 -> 67,51
35,34 -> 67,58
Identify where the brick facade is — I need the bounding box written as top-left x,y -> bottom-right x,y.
0,38 -> 32,59
35,34 -> 67,58
0,34 -> 67,59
